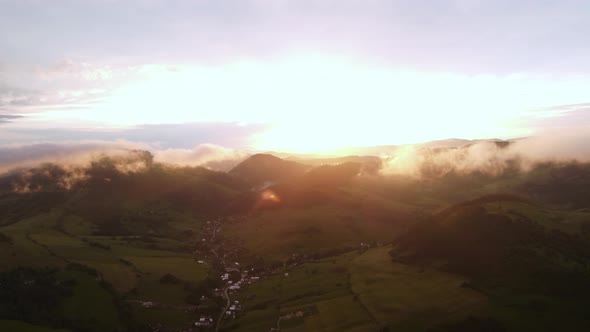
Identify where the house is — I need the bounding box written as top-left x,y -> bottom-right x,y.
141,301 -> 154,308
194,316 -> 213,327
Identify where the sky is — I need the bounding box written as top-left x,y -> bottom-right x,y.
1,0 -> 589,155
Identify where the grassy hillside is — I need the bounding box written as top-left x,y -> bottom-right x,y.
350,247 -> 486,332
392,196 -> 590,331
229,154 -> 310,186
2,151 -> 590,331
0,155 -> 245,331
226,247 -> 486,332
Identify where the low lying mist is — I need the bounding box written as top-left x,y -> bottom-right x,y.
153,143 -> 249,171
382,130 -> 590,178
0,142 -> 250,193
2,130 -> 590,193
0,140 -> 149,174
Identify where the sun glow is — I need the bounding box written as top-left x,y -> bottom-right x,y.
260,189 -> 280,203
35,54 -> 589,153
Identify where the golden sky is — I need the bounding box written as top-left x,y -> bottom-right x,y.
1,1 -> 589,153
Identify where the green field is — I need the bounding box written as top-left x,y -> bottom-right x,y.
350,247 -> 486,331
226,251 -> 373,332
225,204 -> 405,263
227,247 -> 487,332
0,204 -> 210,331
2,153 -> 590,331
57,269 -> 122,332
484,201 -> 590,233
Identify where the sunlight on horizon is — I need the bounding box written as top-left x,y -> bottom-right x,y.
30,54 -> 588,153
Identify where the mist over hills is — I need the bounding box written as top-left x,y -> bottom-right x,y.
1,138 -> 590,332
3,0 -> 590,329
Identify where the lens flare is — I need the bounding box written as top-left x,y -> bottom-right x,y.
261,189 -> 280,203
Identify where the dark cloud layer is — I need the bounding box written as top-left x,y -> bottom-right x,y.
0,114 -> 23,124
0,122 -> 268,148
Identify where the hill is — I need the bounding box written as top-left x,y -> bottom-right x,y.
291,155 -> 382,175
2,149 -> 590,331
391,195 -> 590,331
229,154 -> 310,187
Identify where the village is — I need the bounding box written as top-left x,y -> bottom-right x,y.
190,217 -> 270,332
201,217 -> 324,331
135,216 -> 376,332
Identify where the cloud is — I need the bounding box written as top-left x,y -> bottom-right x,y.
0,122 -> 266,149
539,103 -> 590,125
381,129 -> 590,178
0,140 -> 151,174
154,144 -> 249,171
38,58 -> 115,82
0,114 -> 23,124
0,85 -> 105,113
510,129 -> 590,161
0,139 -> 250,176
4,146 -> 156,193
0,58 -> 130,116
549,102 -> 590,111
3,0 -> 590,74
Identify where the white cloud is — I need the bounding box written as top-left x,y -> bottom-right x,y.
154,144 -> 249,171
0,140 -> 152,174
381,129 -> 590,178
0,140 -> 250,175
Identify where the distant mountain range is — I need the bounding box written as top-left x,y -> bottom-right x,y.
266,138 -> 515,158
1,144 -> 590,332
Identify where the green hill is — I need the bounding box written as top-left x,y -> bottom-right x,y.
229,154 -> 310,187
392,196 -> 590,331
2,150 -> 590,331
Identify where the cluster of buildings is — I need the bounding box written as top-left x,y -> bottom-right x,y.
141,301 -> 154,308
282,310 -> 305,320
225,300 -> 242,319
193,316 -> 213,328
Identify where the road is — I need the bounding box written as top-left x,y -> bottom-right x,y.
210,220 -> 230,332
271,316 -> 284,332
215,285 -> 230,332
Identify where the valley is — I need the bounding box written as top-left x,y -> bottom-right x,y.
1,149 -> 590,331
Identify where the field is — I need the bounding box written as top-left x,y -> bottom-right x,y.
226,251 -> 374,332
57,268 -> 122,332
0,205 -> 210,331
350,247 -> 486,331
227,246 -> 487,332
483,201 -> 590,234
2,154 -> 590,331
225,201 -> 408,263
